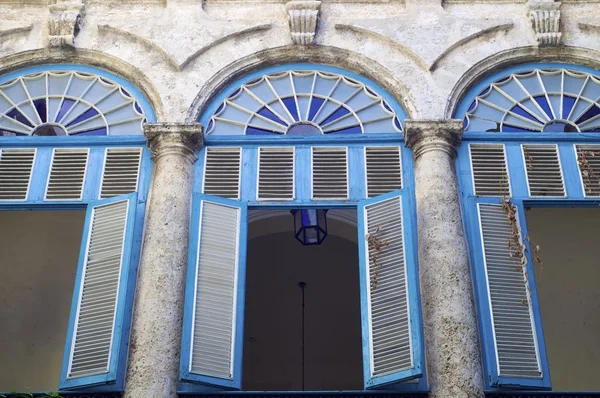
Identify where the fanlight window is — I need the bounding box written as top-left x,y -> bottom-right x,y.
206,70 -> 402,135
465,68 -> 600,133
0,71 -> 146,137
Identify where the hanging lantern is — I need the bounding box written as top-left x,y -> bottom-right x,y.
290,209 -> 328,245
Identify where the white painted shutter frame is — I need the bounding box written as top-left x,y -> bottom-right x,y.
358,191 -> 422,388
522,144 -> 565,197
61,193 -> 137,389
311,146 -> 348,199
470,144 -> 510,197
45,148 -> 89,201
0,148 -> 36,201
184,194 -> 247,389
365,146 -> 402,198
576,144 -> 600,197
100,148 -> 143,198
257,147 -> 294,200
478,203 -> 542,380
202,147 -> 242,199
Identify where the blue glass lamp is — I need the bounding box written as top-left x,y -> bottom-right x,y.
290,209 -> 328,245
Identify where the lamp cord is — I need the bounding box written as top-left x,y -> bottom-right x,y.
299,281 -> 306,391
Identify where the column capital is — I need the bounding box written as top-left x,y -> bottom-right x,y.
404,119 -> 463,160
144,122 -> 203,162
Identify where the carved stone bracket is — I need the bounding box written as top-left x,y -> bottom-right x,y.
48,0 -> 86,48
527,0 -> 562,46
144,122 -> 203,162
404,120 -> 463,160
285,0 -> 321,45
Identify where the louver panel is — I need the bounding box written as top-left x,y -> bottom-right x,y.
365,146 -> 402,198
470,144 -> 510,197
0,148 -> 35,201
312,146 -> 348,199
478,203 -> 541,379
522,145 -> 565,197
46,148 -> 89,201
203,148 -> 241,199
191,201 -> 240,379
576,144 -> 600,197
364,195 -> 412,377
258,147 -> 294,200
100,148 -> 142,198
68,199 -> 129,379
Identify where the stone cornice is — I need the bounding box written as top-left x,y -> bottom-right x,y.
144,122 -> 203,162
404,119 -> 463,160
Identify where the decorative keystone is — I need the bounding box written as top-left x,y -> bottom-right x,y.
404,120 -> 463,160
285,0 -> 321,45
48,0 -> 86,48
528,0 -> 562,46
144,122 -> 203,162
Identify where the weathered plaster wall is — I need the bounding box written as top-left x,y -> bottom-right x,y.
0,0 -> 599,123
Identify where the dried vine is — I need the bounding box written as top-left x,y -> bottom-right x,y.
577,149 -> 600,192
366,226 -> 389,290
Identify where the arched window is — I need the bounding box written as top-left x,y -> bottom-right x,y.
456,63 -> 600,393
0,65 -> 155,393
181,65 -> 425,393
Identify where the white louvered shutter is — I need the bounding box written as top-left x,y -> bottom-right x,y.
478,203 -> 542,382
60,193 -> 137,389
576,144 -> 600,197
311,146 -> 348,199
183,194 -> 247,389
100,148 -> 142,198
470,144 -> 510,197
257,147 -> 294,200
522,144 -> 565,197
0,148 -> 36,201
358,191 -> 422,388
203,147 -> 242,199
45,148 -> 89,201
365,146 -> 402,198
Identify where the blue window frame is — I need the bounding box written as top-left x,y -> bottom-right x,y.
180,64 -> 426,393
0,64 -> 155,393
456,62 -> 600,392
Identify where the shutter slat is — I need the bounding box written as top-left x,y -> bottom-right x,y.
364,195 -> 413,378
46,148 -> 89,201
366,146 -> 402,197
100,148 -> 142,198
522,144 -> 565,197
0,148 -> 36,200
67,199 -> 129,379
478,203 -> 541,379
203,148 -> 241,199
576,144 -> 600,197
470,144 -> 510,197
258,147 -> 294,200
312,147 -> 348,199
191,201 -> 240,380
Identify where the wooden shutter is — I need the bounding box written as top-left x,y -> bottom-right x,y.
522,144 -> 565,197
45,148 -> 89,201
202,147 -> 242,199
470,144 -> 510,197
365,146 -> 402,198
60,193 -> 137,389
181,193 -> 247,389
0,148 -> 36,201
576,144 -> 600,197
358,190 -> 422,388
311,146 -> 348,199
257,147 -> 294,200
477,203 -> 549,388
100,148 -> 143,198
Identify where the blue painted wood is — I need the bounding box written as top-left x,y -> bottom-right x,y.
294,146 -> 311,201
59,193 -> 138,390
357,190 -> 423,389
180,193 -> 248,390
28,147 -> 52,201
0,64 -> 156,123
505,144 -> 528,198
198,64 -> 407,129
204,133 -> 403,146
85,147 -> 104,200
0,136 -> 147,146
240,148 -> 258,202
348,146 -> 366,200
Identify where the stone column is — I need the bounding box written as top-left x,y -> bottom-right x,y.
124,123 -> 203,398
405,120 -> 484,398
